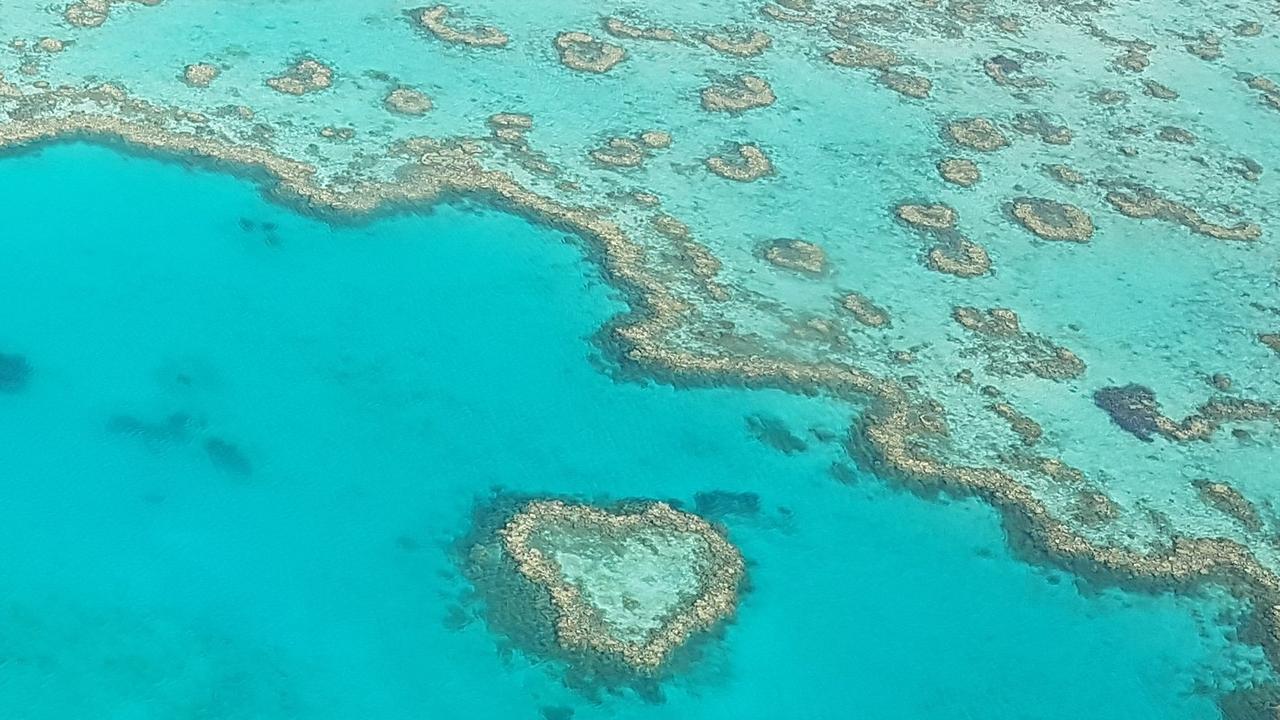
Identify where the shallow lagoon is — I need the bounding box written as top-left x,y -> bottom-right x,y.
0,143 -> 1253,718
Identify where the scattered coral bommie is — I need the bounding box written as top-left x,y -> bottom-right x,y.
700,74 -> 776,113
410,5 -> 509,48
1009,198 -> 1094,242
266,58 -> 333,96
554,32 -> 626,73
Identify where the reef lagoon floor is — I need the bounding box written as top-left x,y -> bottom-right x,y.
0,141 -> 1261,719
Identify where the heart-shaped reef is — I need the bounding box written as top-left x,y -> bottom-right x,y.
498,499 -> 745,670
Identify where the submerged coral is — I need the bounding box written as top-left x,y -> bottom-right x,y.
1094,385 -> 1162,441
0,352 -> 31,393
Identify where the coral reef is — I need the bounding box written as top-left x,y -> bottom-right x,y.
410,5 -> 509,48
1193,479 -> 1262,532
1009,198 -> 1094,242
266,58 -> 333,95
988,402 -> 1043,445
761,239 -> 827,275
700,74 -> 776,113
603,17 -> 680,42
925,238 -> 991,278
384,87 -> 432,115
500,500 -> 744,670
827,40 -> 899,70
705,143 -> 773,182
1142,80 -> 1179,100
840,292 -> 891,328
1105,184 -> 1262,241
937,157 -> 980,187
953,307 -> 1085,380
64,0 -> 162,29
1044,164 -> 1085,186
181,63 -> 219,88
589,131 -> 670,168
945,118 -> 1009,151
554,32 -> 626,73
702,29 -> 772,57
878,70 -> 932,99
896,203 -> 958,231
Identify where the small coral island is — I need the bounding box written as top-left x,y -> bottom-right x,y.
460,496 -> 745,683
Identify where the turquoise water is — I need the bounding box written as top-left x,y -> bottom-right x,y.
0,142 -> 1255,718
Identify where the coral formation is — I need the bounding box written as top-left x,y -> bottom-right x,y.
64,0 -> 161,29
700,74 -> 776,113
988,402 -> 1043,445
266,58 -> 333,95
878,71 -> 931,99
702,29 -> 772,57
410,5 -> 509,48
181,63 -> 219,88
384,87 -> 432,115
603,17 -> 680,42
953,307 -> 1085,380
925,238 -> 991,278
937,157 -> 980,187
589,131 -> 670,168
554,32 -> 626,73
945,118 -> 1009,151
1044,164 -> 1085,186
500,500 -> 744,670
705,143 -> 773,182
1193,479 -> 1262,532
1105,184 -> 1262,242
761,238 -> 827,275
840,292 -> 891,328
1009,198 -> 1094,242
896,203 -> 958,231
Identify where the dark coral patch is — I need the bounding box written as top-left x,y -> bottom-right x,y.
0,352 -> 31,393
745,414 -> 808,454
1093,384 -> 1161,441
694,490 -> 762,518
204,437 -> 253,476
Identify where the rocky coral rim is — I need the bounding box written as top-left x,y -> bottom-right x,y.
500,500 -> 744,669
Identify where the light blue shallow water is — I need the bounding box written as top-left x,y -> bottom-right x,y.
0,143 -> 1255,718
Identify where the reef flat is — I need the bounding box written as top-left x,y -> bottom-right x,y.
0,0 -> 1278,716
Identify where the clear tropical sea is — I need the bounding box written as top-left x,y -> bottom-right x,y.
0,142 -> 1257,719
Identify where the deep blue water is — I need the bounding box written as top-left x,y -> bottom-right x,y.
0,143 -> 1250,719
